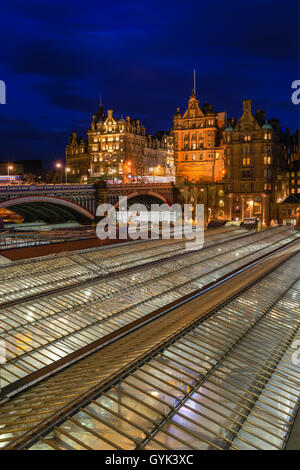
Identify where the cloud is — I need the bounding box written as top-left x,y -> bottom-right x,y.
0,114 -> 46,141
0,0 -> 299,164
33,81 -> 96,112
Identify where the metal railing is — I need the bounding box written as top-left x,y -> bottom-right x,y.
0,183 -> 95,192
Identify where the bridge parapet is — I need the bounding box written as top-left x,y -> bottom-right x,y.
105,182 -> 174,189
0,184 -> 95,192
0,184 -> 97,215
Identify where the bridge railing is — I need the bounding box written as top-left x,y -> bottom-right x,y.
105,182 -> 174,189
0,184 -> 95,192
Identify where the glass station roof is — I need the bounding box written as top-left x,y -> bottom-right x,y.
25,251 -> 300,451
0,226 -> 245,305
0,227 -> 299,393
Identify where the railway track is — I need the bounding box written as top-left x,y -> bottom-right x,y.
0,232 -> 300,450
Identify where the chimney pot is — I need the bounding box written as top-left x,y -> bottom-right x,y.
243,99 -> 252,114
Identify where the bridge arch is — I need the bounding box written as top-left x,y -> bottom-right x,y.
0,195 -> 95,223
113,191 -> 171,209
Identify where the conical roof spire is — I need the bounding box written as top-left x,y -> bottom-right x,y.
94,94 -> 106,123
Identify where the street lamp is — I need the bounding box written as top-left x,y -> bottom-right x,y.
7,165 -> 13,182
65,167 -> 70,184
56,163 -> 63,184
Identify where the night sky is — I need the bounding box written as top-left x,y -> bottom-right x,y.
0,0 -> 299,168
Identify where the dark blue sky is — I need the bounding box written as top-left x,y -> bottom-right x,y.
0,0 -> 299,168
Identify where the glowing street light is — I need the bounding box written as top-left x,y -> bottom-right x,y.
65,167 -> 71,184
7,165 -> 13,182
56,162 -> 63,184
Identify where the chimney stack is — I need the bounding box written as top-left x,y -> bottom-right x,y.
255,109 -> 266,126
243,99 -> 252,114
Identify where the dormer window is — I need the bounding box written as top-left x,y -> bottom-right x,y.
244,135 -> 251,141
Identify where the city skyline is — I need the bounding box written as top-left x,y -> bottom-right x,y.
0,0 -> 299,166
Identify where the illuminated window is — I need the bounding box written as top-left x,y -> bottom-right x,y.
242,157 -> 251,166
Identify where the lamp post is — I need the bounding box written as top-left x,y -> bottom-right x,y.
125,161 -> 132,183
65,167 -> 70,184
7,165 -> 13,183
56,163 -> 63,184
149,167 -> 154,184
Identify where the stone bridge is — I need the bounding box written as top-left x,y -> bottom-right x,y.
0,184 -> 96,223
99,182 -> 175,208
0,182 -> 175,223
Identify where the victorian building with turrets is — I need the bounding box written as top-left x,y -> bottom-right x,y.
66,100 -> 174,181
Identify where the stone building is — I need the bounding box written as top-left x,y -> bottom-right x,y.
223,99 -> 293,227
144,131 -> 175,177
285,131 -> 300,197
66,100 -> 174,181
65,133 -> 89,177
173,89 -> 227,224
173,89 -> 226,184
278,194 -> 300,229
